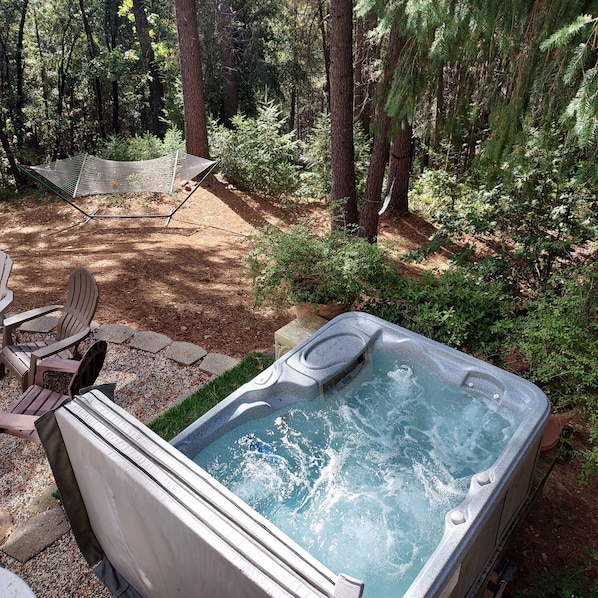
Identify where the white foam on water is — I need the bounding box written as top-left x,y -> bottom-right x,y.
194,352 -> 517,597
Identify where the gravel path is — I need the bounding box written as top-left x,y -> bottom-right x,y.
0,330 -> 213,597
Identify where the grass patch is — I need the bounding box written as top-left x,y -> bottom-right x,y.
149,352 -> 274,441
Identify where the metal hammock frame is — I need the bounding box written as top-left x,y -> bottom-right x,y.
18,152 -> 218,227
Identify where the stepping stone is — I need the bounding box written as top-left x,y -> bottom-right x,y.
129,330 -> 171,354
1,507 -> 69,563
25,486 -> 59,517
199,353 -> 239,376
18,315 -> 59,334
164,341 -> 207,366
94,323 -> 135,344
274,313 -> 327,359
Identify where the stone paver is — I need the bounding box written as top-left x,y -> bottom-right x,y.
94,323 -> 136,344
129,330 -> 171,354
274,313 -> 326,358
25,486 -> 59,517
164,341 -> 207,366
1,508 -> 69,563
199,353 -> 239,376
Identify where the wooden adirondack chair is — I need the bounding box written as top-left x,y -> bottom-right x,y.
0,340 -> 107,442
0,267 -> 99,391
0,251 -> 14,329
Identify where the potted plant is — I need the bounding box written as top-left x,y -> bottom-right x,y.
246,223 -> 392,318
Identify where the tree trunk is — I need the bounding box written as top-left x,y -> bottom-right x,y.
329,0 -> 357,229
0,117 -> 23,185
132,0 -> 165,136
32,6 -> 50,124
14,0 -> 29,148
105,0 -> 121,134
79,0 -> 106,140
388,116 -> 412,214
174,0 -> 210,158
217,0 -> 238,127
358,23 -> 406,241
53,15 -> 78,159
318,0 -> 330,112
434,66 -> 443,156
358,132 -> 389,241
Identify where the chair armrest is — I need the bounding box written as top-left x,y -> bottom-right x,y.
27,328 -> 90,389
31,328 -> 90,361
34,357 -> 81,385
2,304 -> 63,345
0,412 -> 39,432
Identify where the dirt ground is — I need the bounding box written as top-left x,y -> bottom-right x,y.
1,178 -> 597,595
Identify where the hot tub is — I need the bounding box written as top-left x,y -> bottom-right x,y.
172,312 -> 549,597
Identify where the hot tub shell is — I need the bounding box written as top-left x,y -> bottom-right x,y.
36,312 -> 549,598
172,312 -> 550,597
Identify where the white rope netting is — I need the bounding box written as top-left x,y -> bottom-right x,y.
29,152 -> 215,198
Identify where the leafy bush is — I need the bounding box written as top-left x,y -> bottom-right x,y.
409,168 -> 472,222
503,266 -> 598,413
210,101 -> 301,199
300,113 -> 372,200
497,264 -> 598,480
298,114 -> 330,199
98,128 -> 185,161
410,127 -> 598,290
363,264 -> 514,357
246,223 -> 394,308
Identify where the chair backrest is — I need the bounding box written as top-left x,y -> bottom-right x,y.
0,251 -> 12,290
68,340 -> 107,397
0,251 -> 12,293
0,251 -> 14,326
56,267 -> 99,341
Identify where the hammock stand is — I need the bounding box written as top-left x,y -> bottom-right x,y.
18,152 -> 218,227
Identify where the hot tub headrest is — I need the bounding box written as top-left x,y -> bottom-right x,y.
286,317 -> 377,386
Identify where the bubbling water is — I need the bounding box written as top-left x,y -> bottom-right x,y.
195,351 -> 516,597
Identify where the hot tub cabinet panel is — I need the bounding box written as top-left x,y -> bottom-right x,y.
172,312 -> 550,598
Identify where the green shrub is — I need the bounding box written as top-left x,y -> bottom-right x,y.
409,127 -> 598,290
98,128 -> 185,161
300,113 -> 371,201
504,266 -> 598,414
298,114 -> 330,199
247,223 -> 395,308
409,168 -> 472,222
498,265 -> 598,480
363,264 -> 514,357
210,101 -> 301,199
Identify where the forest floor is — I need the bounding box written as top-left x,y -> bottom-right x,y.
1,177 -> 597,596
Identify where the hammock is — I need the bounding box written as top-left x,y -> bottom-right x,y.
18,151 -> 218,226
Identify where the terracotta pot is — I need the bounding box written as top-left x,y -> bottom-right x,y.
294,302 -> 349,320
541,411 -> 576,452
